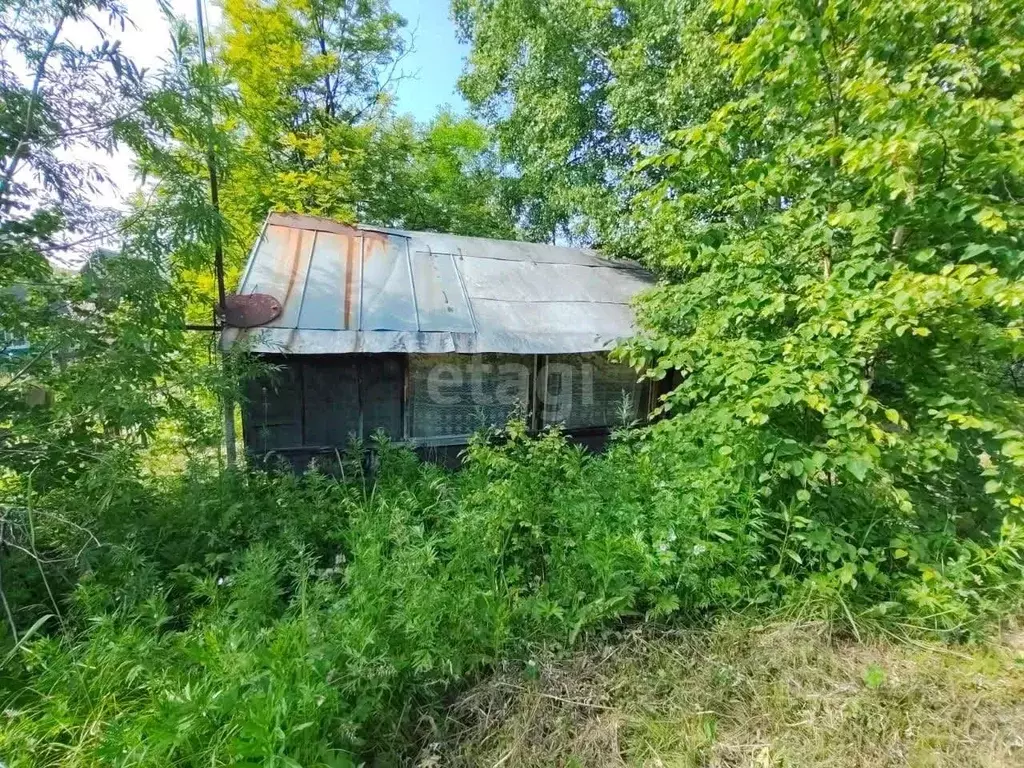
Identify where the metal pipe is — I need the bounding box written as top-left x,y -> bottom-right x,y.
196,0 -> 236,468
195,0 -> 226,313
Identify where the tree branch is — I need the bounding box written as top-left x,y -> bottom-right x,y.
0,8 -> 69,205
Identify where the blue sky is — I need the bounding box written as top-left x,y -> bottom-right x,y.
390,0 -> 469,121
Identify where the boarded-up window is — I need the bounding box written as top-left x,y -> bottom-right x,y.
539,353 -> 642,430
407,354 -> 531,439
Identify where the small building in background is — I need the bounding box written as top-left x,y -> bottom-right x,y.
222,213 -> 657,469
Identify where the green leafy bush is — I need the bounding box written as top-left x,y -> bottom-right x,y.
2,423 -> 1020,765
3,3 -> 1024,762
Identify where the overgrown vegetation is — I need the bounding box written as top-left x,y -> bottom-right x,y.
1,0 -> 1024,765
1,426 -> 1021,764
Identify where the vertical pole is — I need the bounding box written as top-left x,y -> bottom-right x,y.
217,312 -> 237,469
196,0 -> 236,467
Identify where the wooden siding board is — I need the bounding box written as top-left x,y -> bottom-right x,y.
359,354 -> 404,439
244,360 -> 303,452
302,359 -> 360,447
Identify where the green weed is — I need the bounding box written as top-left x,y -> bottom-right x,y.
0,423 -> 1020,764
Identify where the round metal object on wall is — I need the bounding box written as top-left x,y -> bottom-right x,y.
221,293 -> 282,328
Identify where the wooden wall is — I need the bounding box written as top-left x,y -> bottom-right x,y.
242,354 -> 404,458
242,352 -> 663,471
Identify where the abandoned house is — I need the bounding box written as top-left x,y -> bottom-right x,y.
221,212 -> 657,468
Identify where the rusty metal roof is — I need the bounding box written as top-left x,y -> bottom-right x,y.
221,212 -> 655,355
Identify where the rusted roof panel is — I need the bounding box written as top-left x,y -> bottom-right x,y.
222,212 -> 655,355
296,230 -> 360,330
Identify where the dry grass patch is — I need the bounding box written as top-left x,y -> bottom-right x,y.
426,621 -> 1024,767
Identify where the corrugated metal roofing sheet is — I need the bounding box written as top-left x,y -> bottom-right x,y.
221,212 -> 655,355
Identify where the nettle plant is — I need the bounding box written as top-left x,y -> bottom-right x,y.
618,0 -> 1024,609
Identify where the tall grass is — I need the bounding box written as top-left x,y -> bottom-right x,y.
0,421 -> 1021,765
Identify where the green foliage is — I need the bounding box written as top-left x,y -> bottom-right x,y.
460,0 -> 1024,635
455,0 -> 612,241
4,0 -> 1024,764
0,255 -> 196,486
2,425 -> 1021,764
0,1 -> 205,487
218,0 -> 403,228
615,0 -> 1024,598
862,662 -> 887,690
362,110 -> 518,238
